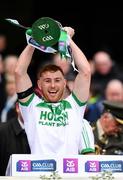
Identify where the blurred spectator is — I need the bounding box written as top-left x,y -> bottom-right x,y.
93,100 -> 123,155
4,54 -> 18,76
88,82 -> 102,104
91,50 -> 122,97
0,34 -> 7,57
0,54 -> 4,74
0,74 -> 17,122
89,59 -> 95,75
105,79 -> 123,102
0,102 -> 30,176
85,79 -> 123,123
52,53 -> 74,76
0,51 -> 18,117
0,55 -> 6,115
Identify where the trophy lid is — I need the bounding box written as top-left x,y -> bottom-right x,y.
32,17 -> 61,47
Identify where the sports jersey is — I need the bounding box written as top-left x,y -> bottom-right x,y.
19,92 -> 95,156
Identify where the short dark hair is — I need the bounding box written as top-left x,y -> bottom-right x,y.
38,64 -> 64,78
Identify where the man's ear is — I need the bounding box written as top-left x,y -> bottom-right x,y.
64,79 -> 67,88
37,79 -> 41,90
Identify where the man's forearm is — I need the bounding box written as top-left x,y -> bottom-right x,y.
15,45 -> 35,97
69,37 -> 91,102
69,39 -> 90,74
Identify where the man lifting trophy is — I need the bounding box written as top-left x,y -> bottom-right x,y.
6,17 -> 95,156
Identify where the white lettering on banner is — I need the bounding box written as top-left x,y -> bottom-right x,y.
21,167 -> 29,171
38,24 -> 49,30
32,162 -> 53,168
101,163 -> 122,168
66,167 -> 75,172
89,167 -> 97,172
42,36 -> 54,42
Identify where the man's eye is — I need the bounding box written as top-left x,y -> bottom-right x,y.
45,80 -> 50,83
56,79 -> 61,82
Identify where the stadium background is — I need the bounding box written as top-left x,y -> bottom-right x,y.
0,1 -> 123,68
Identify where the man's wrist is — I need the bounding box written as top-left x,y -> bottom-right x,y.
27,44 -> 35,52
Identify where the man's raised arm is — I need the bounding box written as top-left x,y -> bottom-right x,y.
15,45 -> 35,102
64,27 -> 91,103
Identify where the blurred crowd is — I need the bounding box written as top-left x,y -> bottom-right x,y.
1,33 -> 123,175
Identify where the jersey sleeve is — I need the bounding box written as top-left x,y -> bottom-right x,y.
79,119 -> 95,154
18,93 -> 41,123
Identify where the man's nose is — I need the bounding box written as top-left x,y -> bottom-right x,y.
51,81 -> 55,87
